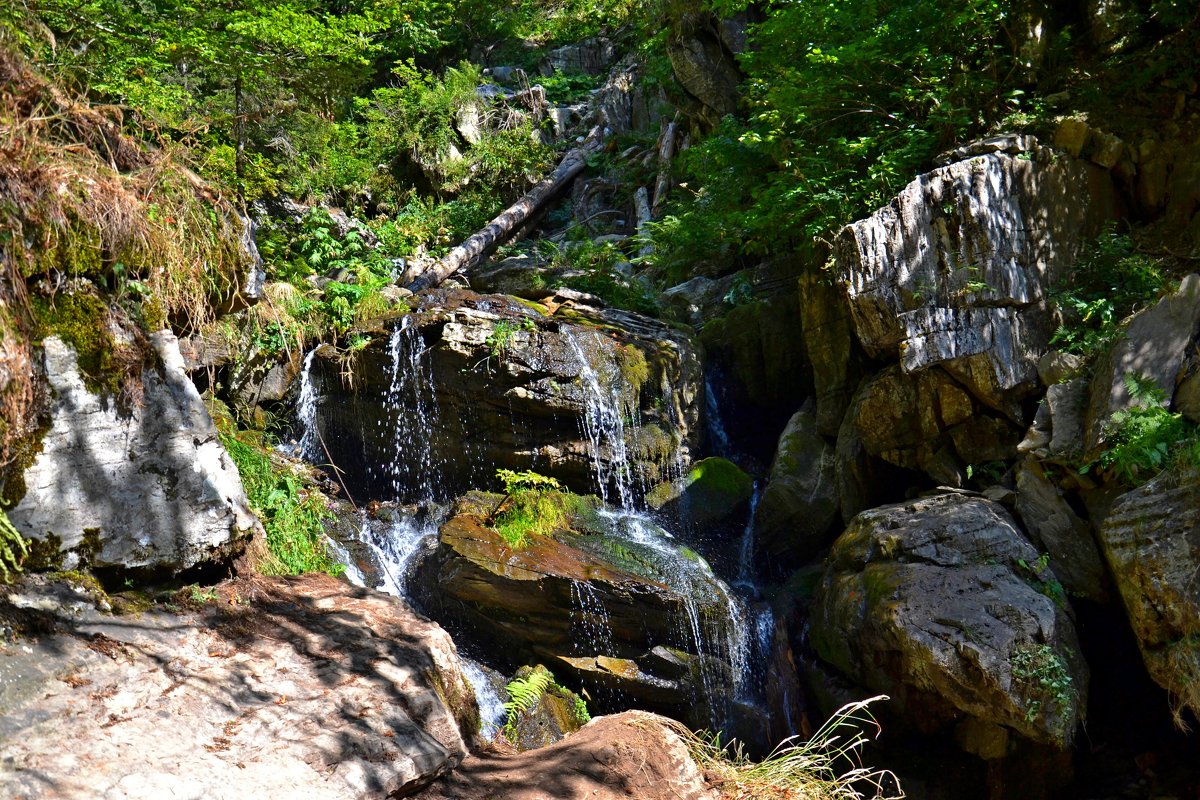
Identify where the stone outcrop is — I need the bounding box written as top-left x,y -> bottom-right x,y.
418,711 -> 719,800
1013,458 -> 1108,602
0,573 -> 477,800
754,402 -> 839,563
409,509 -> 743,728
837,141 -> 1115,414
310,289 -> 701,503
810,493 -> 1087,751
1097,465 -> 1200,725
665,13 -> 742,127
844,364 -> 1023,487
8,333 -> 259,572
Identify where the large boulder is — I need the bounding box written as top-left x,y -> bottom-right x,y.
8,333 -> 259,572
810,493 -> 1087,752
309,289 -> 702,504
0,573 -> 476,799
753,402 -> 839,563
837,140 -> 1115,414
799,271 -> 867,436
409,508 -> 746,729
1097,465 -> 1200,725
844,365 -> 1023,487
666,13 -> 743,127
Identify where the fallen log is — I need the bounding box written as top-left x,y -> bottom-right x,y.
406,126 -> 607,291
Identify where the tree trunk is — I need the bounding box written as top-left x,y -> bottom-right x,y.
406,126 -> 606,292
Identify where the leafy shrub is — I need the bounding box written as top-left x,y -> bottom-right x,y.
1011,643 -> 1074,724
540,238 -> 659,315
492,468 -> 589,546
538,70 -> 599,104
1050,227 -> 1166,355
1087,374 -> 1198,486
218,426 -> 342,577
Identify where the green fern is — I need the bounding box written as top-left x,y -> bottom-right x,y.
1,509 -> 29,582
503,667 -> 555,737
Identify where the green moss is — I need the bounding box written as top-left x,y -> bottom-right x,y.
110,590 -> 156,615
48,569 -> 110,603
494,489 -> 591,547
614,343 -> 650,391
31,292 -> 124,397
27,225 -> 104,279
685,457 -> 754,500
22,532 -> 65,571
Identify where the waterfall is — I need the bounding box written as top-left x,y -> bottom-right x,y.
570,579 -> 615,657
565,330 -> 637,510
460,657 -> 507,741
704,373 -> 732,459
733,483 -> 762,594
296,349 -> 320,461
371,317 -> 446,503
601,510 -> 751,728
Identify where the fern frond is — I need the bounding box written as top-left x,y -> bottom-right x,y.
1,509 -> 29,582
503,667 -> 555,734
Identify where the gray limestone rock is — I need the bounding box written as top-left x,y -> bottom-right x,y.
9,333 -> 259,571
837,144 -> 1114,413
810,493 -> 1087,749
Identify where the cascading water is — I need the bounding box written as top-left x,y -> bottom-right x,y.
733,483 -> 762,595
565,330 -> 637,510
371,317 -> 446,503
704,374 -> 732,459
461,657 -> 507,741
296,349 -> 321,461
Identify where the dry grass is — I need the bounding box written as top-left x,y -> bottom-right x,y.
0,39 -> 250,333
650,696 -> 903,800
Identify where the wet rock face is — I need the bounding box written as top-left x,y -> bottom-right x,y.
8,333 -> 259,572
837,143 -> 1115,413
311,289 -> 701,503
1097,465 -> 1200,724
409,511 -> 741,729
810,493 -> 1087,751
754,402 -> 839,564
0,574 -> 476,799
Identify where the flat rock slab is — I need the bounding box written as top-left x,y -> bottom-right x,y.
416,711 -> 718,800
0,574 -> 475,800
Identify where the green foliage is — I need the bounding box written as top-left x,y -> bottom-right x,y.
218,427 -> 342,576
1050,227 -> 1166,355
1017,553 -> 1066,607
1011,643 -> 1074,724
503,666 -> 556,738
647,0 -> 1025,272
1087,374 -> 1198,486
492,468 -> 589,547
571,694 -> 591,725
540,238 -> 659,315
1,509 -> 29,582
485,319 -> 533,361
537,70 -> 600,104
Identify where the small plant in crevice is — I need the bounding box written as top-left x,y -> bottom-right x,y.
1,509 -> 29,583
490,468 -> 589,547
1017,553 -> 1066,608
1010,643 -> 1074,725
502,666 -> 556,739
1085,374 -> 1198,486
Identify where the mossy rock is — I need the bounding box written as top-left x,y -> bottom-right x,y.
646,456 -> 753,524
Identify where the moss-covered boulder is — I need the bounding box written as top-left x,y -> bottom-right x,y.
646,457 -> 753,526
501,664 -> 591,752
409,506 -> 745,729
810,492 -> 1087,753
